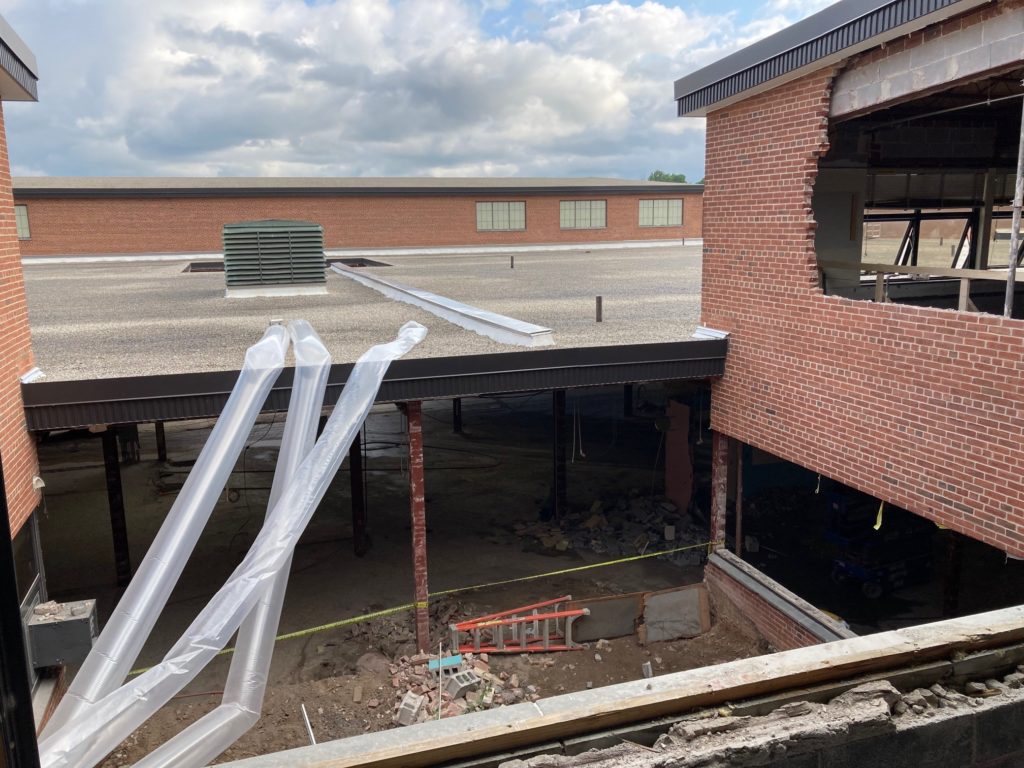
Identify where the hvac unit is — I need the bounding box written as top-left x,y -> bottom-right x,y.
222,219 -> 328,298
27,599 -> 98,668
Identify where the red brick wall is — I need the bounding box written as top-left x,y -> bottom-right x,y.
705,560 -> 821,650
702,28 -> 1024,555
0,102 -> 40,537
15,191 -> 703,256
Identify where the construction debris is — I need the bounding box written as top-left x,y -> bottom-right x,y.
389,651 -> 538,726
513,493 -> 705,566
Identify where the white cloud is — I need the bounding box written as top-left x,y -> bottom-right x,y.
0,0 -> 823,181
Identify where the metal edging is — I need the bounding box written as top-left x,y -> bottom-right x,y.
21,341 -> 727,431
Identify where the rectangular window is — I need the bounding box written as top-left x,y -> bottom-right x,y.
476,201 -> 526,231
639,199 -> 683,227
559,200 -> 606,230
14,204 -> 29,239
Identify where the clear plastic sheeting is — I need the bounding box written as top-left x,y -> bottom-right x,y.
38,321 -> 427,768
42,324 -> 291,737
132,321 -> 332,768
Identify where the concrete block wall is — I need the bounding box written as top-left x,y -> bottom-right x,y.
832,0 -> 1024,117
14,190 -> 703,257
0,101 -> 40,536
702,0 -> 1024,558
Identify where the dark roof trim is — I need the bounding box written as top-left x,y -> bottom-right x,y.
674,0 -> 982,117
0,13 -> 37,102
14,185 -> 704,200
21,340 -> 727,432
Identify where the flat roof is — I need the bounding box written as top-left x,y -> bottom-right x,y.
673,0 -> 982,116
21,244 -> 723,430
13,176 -> 704,198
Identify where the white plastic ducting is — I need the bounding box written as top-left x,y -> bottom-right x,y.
132,320 -> 332,768
42,324 -> 292,737
37,320 -> 428,768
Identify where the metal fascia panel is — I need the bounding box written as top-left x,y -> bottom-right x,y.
22,341 -> 726,431
674,0 -> 978,117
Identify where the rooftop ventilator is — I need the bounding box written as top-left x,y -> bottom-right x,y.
38,319 -> 427,768
223,219 -> 328,298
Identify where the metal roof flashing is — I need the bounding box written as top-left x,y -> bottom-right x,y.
0,12 -> 37,101
673,0 -> 981,117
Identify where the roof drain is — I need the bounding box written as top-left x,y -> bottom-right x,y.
331,263 -> 555,347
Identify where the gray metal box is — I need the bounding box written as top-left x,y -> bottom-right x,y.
27,599 -> 97,668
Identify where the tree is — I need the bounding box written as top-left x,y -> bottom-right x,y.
648,170 -> 688,183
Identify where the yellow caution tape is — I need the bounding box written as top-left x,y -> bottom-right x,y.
127,540 -> 711,676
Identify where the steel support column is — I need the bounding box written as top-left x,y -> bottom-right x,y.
102,428 -> 131,587
0,451 -> 42,768
351,428 -> 368,557
552,390 -> 567,520
452,398 -> 463,435
154,421 -> 167,463
710,431 -> 728,551
734,441 -> 744,558
623,384 -> 634,418
406,401 -> 429,652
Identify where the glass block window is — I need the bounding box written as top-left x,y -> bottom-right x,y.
559,200 -> 606,229
14,204 -> 29,239
476,201 -> 526,231
639,199 -> 683,227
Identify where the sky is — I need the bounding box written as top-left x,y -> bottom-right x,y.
0,0 -> 833,181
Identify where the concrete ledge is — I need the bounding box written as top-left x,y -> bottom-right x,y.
331,264 -> 555,348
220,606 -> 1024,768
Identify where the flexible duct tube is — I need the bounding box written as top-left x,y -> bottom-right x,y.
132,321 -> 331,768
42,325 -> 291,738
39,321 -> 427,768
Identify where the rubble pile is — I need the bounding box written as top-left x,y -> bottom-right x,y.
388,651 -> 540,726
514,492 -> 705,567
893,666 -> 1024,716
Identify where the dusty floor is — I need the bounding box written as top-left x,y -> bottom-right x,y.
34,385 -> 763,764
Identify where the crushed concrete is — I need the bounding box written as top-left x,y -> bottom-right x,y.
500,669 -> 1024,767
514,493 -> 705,565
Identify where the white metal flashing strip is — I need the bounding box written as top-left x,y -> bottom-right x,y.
21,240 -> 697,266
331,264 -> 555,348
225,285 -> 328,299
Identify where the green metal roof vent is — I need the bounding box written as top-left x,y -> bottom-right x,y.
222,219 -> 327,298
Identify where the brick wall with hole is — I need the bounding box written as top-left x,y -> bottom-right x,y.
14,191 -> 703,256
704,560 -> 821,650
0,102 -> 40,536
702,5 -> 1024,558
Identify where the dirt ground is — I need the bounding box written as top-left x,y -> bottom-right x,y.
98,600 -> 765,766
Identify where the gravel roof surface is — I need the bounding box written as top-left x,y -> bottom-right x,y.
23,244 -> 702,382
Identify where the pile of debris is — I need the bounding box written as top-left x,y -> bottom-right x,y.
515,492 -> 705,567
388,651 -> 540,726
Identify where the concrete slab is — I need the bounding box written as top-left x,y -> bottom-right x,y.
640,585 -> 708,643
568,593 -> 643,642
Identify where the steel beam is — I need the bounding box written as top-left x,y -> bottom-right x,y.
154,421 -> 167,462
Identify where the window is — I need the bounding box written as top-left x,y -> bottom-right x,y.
476,201 -> 526,231
639,199 -> 683,227
560,200 -> 606,229
14,204 -> 29,239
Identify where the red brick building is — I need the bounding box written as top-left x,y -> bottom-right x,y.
676,0 -> 1024,556
0,11 -> 45,762
12,177 -> 703,257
